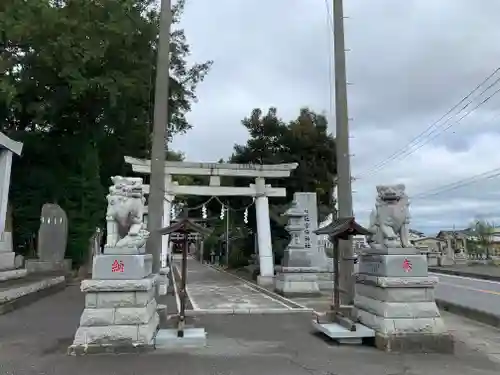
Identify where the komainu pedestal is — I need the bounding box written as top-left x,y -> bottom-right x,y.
68,176 -> 159,355
355,184 -> 454,353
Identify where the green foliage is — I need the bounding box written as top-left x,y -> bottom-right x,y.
469,219 -> 494,258
1,0 -> 211,266
229,107 -> 337,262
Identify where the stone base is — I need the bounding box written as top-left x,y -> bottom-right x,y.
155,328 -> 207,350
275,272 -> 321,297
374,331 -> 454,353
92,254 -> 152,279
257,275 -> 275,286
25,259 -> 72,274
0,268 -> 27,282
316,272 -> 334,291
70,275 -> 159,352
355,308 -> 447,336
0,252 -> 15,271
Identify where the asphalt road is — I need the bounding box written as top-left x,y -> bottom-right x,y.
432,272 -> 500,316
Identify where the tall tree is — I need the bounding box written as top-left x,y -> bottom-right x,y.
469,219 -> 494,259
1,0 -> 212,265
229,107 -> 337,263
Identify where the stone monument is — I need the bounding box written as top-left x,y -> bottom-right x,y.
68,176 -> 159,355
275,199 -> 320,297
25,203 -> 71,273
355,184 -> 453,353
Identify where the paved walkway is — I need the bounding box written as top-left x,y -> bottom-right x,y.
173,257 -> 299,312
0,285 -> 500,374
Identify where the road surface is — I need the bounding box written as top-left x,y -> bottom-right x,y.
432,272 -> 500,317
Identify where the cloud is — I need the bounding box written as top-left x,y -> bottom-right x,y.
171,0 -> 500,234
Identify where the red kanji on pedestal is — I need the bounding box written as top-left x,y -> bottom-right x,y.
111,259 -> 125,273
402,258 -> 412,273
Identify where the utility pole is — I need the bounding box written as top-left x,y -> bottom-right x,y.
147,0 -> 172,274
332,0 -> 355,306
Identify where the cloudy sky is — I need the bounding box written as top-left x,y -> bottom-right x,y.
171,0 -> 500,235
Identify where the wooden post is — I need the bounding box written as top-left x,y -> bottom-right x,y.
177,232 -> 189,338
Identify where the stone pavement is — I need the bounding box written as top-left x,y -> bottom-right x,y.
174,257 -> 300,311
1,261 -> 500,374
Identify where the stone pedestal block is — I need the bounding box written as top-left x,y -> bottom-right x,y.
0,252 -> 15,271
25,259 -> 72,274
275,269 -> 321,297
354,247 -> 453,353
68,275 -> 159,355
92,254 -> 152,280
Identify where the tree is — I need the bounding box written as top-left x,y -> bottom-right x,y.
469,219 -> 494,259
229,107 -> 337,264
1,0 -> 212,266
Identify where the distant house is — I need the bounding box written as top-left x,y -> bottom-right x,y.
436,230 -> 469,254
411,237 -> 444,253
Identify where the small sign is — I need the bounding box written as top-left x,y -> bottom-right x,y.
111,259 -> 125,273
402,258 -> 412,273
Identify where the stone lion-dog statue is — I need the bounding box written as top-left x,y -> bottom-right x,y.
367,184 -> 411,249
105,176 -> 149,249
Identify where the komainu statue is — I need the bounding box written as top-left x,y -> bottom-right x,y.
366,184 -> 411,248
105,176 -> 149,249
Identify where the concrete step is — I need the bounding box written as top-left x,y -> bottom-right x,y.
0,269 -> 27,282
0,272 -> 66,315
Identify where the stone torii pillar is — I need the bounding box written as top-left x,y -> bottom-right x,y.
254,177 -> 274,285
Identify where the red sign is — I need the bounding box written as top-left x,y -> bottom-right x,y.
402,258 -> 412,273
111,260 -> 125,273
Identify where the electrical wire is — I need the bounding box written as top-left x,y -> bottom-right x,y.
412,167 -> 500,200
359,67 -> 500,177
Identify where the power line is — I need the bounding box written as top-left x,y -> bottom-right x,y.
412,167 -> 500,200
359,67 -> 500,177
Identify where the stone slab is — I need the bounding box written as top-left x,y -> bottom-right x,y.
72,313 -> 159,346
275,272 -> 321,297
355,283 -> 435,302
0,252 -> 15,270
0,276 -> 65,304
0,268 -> 26,282
312,320 -> 375,343
81,275 -> 157,293
0,277 -> 66,316
374,332 -> 454,353
25,259 -> 71,274
294,192 -> 322,267
0,231 -> 13,252
155,328 -> 207,350
354,295 -> 441,319
356,273 -> 438,288
256,275 -> 274,286
362,246 -> 419,255
359,254 -> 428,277
103,245 -> 146,255
281,248 -> 312,268
355,308 -> 447,336
278,266 -> 324,273
92,254 -> 152,280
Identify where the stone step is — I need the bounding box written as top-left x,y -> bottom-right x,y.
0,273 -> 66,315
0,269 -> 27,282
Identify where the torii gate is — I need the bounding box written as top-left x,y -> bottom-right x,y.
125,156 -> 298,286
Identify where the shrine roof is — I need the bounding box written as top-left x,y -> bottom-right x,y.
0,132 -> 23,156
158,217 -> 213,237
314,216 -> 371,237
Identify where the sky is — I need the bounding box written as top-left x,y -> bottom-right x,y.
170,0 -> 500,235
